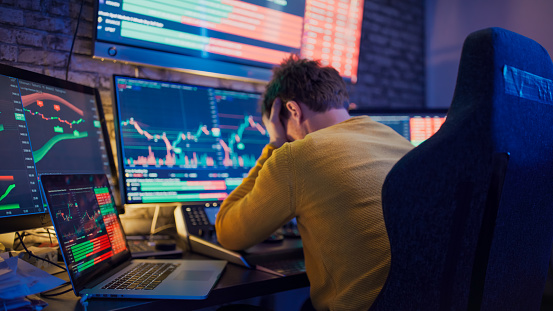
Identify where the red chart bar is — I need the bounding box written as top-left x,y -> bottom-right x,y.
89,234 -> 112,257
301,0 -> 365,82
199,192 -> 229,200
206,38 -> 292,65
178,0 -> 303,49
410,117 -> 446,141
187,180 -> 227,190
104,215 -> 127,254
94,249 -> 114,265
0,176 -> 14,181
95,192 -> 111,206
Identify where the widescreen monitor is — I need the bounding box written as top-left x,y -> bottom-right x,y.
0,64 -> 116,233
95,0 -> 365,82
113,75 -> 268,205
350,109 -> 449,146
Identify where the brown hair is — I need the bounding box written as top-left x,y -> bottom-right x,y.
261,55 -> 349,118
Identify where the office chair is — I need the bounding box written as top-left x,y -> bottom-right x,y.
369,27 -> 553,310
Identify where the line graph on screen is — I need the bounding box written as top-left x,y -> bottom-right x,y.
20,92 -> 93,164
121,113 -> 267,169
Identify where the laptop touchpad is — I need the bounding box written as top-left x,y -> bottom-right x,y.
174,270 -> 214,281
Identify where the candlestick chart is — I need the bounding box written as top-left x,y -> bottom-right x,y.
114,76 -> 268,204
121,113 -> 267,170
121,117 -> 220,169
215,90 -> 268,169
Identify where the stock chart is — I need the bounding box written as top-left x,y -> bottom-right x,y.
115,77 -> 268,204
19,80 -> 109,175
48,182 -> 125,276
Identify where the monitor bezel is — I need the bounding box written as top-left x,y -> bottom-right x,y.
349,108 -> 449,117
0,63 -> 120,233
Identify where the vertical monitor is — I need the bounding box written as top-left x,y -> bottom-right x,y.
350,109 -> 448,146
113,75 -> 268,205
0,64 -> 115,233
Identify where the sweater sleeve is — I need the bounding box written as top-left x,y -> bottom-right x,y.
215,143 -> 296,250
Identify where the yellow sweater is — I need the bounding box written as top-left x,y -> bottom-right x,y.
215,116 -> 414,310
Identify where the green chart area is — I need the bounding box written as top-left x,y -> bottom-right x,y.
33,131 -> 89,163
0,184 -> 19,211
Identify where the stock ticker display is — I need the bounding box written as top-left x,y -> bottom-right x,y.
114,76 -> 268,204
0,72 -> 111,219
97,0 -> 364,81
349,110 -> 448,147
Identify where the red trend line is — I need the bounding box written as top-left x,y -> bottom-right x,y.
123,118 -> 154,139
160,133 -> 175,166
219,139 -> 232,167
123,118 -> 175,166
25,109 -> 83,128
248,116 -> 267,135
21,93 -> 84,116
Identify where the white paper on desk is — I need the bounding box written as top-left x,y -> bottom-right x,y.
0,257 -> 65,300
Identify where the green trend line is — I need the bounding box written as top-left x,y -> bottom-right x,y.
0,184 -> 15,202
33,132 -> 89,162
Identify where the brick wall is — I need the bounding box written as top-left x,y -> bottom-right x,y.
0,0 -> 425,117
352,0 -> 425,108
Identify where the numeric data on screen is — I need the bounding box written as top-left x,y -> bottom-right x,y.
0,74 -> 44,218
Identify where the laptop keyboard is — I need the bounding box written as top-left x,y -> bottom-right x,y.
102,262 -> 180,290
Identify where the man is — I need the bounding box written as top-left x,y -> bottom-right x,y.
215,55 -> 414,310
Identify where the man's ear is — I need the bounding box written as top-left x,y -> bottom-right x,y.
285,101 -> 302,122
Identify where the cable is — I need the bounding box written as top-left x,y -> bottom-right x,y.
15,232 -> 67,272
39,283 -> 74,297
65,0 -> 87,81
151,224 -> 176,235
47,228 -> 53,245
12,231 -> 26,250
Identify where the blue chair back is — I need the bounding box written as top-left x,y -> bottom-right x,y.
370,27 -> 553,310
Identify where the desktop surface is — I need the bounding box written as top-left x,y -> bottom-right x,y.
41,251 -> 309,311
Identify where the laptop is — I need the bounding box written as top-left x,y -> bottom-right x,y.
40,174 -> 227,299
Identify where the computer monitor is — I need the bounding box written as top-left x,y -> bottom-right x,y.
350,108 -> 449,146
113,75 -> 268,205
95,0 -> 365,82
0,64 -> 116,234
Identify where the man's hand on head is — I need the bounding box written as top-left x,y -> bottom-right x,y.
263,98 -> 288,148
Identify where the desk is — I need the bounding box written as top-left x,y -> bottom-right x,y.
41,253 -> 309,311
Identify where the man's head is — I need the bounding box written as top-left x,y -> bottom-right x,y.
261,55 -> 350,121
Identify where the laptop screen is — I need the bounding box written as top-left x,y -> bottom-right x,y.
41,174 -> 131,293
